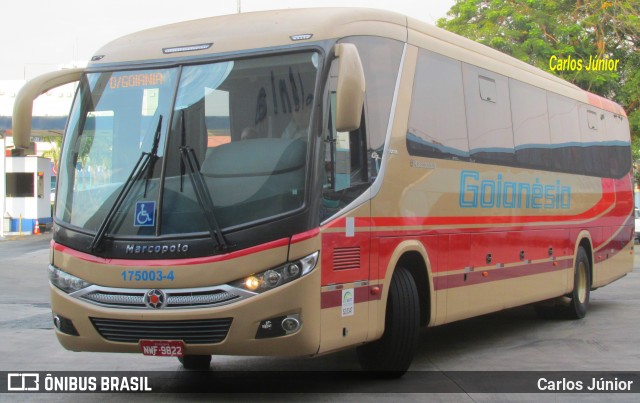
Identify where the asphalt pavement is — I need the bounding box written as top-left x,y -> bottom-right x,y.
0,233 -> 638,401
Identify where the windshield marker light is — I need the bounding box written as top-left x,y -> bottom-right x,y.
163,43 -> 213,54
290,34 -> 313,41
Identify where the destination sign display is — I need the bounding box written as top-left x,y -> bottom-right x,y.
109,73 -> 164,89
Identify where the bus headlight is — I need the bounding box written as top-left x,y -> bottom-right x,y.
231,251 -> 319,294
48,265 -> 92,293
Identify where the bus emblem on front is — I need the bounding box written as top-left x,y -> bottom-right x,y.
144,289 -> 166,309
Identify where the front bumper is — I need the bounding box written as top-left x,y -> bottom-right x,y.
50,266 -> 321,357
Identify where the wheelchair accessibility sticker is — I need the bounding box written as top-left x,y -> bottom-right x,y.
134,201 -> 156,227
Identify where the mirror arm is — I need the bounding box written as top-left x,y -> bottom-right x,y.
12,68 -> 84,149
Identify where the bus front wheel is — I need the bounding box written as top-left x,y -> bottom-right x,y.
356,266 -> 419,376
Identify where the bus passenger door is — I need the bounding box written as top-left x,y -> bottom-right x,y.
318,86 -> 373,353
319,209 -> 371,354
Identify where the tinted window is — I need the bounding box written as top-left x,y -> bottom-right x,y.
407,49 -> 469,160
462,63 -> 514,165
341,36 -> 403,180
405,52 -> 630,179
510,79 -> 551,169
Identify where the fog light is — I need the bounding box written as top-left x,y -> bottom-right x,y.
255,314 -> 301,339
281,317 -> 300,333
52,313 -> 79,336
53,314 -> 61,330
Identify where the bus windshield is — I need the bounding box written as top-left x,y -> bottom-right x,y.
56,51 -> 319,238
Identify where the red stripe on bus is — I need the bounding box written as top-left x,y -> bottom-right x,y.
53,226 -> 325,267
433,259 -> 574,290
291,228 -> 320,244
587,92 -> 627,117
372,193 -> 615,227
322,179 -> 617,230
53,237 -> 290,267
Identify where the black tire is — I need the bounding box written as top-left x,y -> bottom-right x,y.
564,246 -> 590,319
357,266 -> 420,377
178,354 -> 211,370
534,246 -> 590,320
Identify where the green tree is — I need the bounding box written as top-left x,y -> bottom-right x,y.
437,0 -> 640,149
42,135 -> 62,175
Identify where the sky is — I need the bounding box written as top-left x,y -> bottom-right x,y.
2,0 -> 456,80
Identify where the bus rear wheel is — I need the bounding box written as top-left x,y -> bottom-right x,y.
178,354 -> 212,370
356,266 -> 419,377
564,246 -> 590,319
535,246 -> 590,319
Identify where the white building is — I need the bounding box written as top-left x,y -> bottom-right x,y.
1,63 -> 85,236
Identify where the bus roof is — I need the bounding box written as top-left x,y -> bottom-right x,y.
88,7 -> 625,116
89,8 -> 407,65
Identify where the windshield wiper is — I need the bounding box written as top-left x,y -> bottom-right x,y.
88,115 -> 163,252
178,110 -> 231,251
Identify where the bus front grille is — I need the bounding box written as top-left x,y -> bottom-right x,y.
80,289 -> 239,309
72,284 -> 254,310
90,317 -> 233,344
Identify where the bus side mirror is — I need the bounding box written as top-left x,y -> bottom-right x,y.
334,43 -> 365,132
12,68 -> 84,149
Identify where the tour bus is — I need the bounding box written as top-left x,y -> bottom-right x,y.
13,8 -> 633,374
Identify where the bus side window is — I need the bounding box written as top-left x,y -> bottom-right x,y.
334,129 -> 351,191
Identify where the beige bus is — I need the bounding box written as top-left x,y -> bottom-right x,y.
13,8 -> 633,375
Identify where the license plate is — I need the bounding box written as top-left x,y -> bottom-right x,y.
139,340 -> 185,357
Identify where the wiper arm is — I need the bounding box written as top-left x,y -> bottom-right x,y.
179,145 -> 231,251
179,111 -> 231,251
144,115 -> 163,197
88,115 -> 163,252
